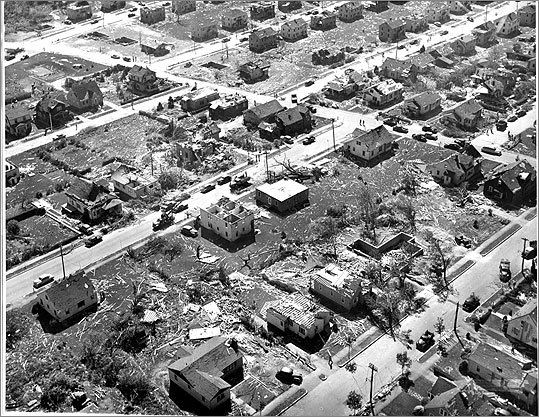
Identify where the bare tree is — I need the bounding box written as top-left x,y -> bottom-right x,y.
396,196 -> 416,232
357,183 -> 378,241
309,216 -> 339,255
424,230 -> 452,288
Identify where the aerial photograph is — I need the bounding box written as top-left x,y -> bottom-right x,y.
1,0 -> 537,416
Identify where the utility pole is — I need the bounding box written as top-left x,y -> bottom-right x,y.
264,149 -> 269,181
521,237 -> 529,272
368,363 -> 378,416
331,118 -> 336,151
59,244 -> 67,280
454,301 -> 464,348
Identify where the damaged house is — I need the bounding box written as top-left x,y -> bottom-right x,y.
427,153 -> 482,187
65,177 -> 122,222
200,200 -> 254,242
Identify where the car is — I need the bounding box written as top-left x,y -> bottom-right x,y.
111,54 -> 120,59
462,293 -> 480,313
499,259 -> 512,283
302,136 -> 315,145
181,225 -> 198,238
53,134 -> 66,141
496,120 -> 508,131
173,203 -> 188,213
91,19 -> 99,24
516,109 -> 527,117
64,20 -> 72,25
128,12 -> 136,17
441,30 -> 449,35
467,16 -> 474,22
412,133 -> 427,142
276,367 -> 303,385
123,57 -> 132,62
163,1 -> 171,5
493,408 -> 511,416
470,307 -> 492,325
422,125 -> 437,133
398,44 -> 406,49
410,39 -> 419,45
434,22 -> 442,27
239,37 -> 248,42
222,37 -> 230,43
217,175 -> 232,185
282,135 -> 294,144
481,146 -> 502,156
33,274 -> 54,289
393,125 -> 408,134
280,15 -> 287,20
130,7 -> 137,12
424,133 -> 438,141
20,54 -> 29,60
522,243 -> 537,260
444,143 -> 462,151
305,79 -> 315,86
507,114 -> 518,122
455,234 -> 472,248
6,54 -> 15,61
200,184 -> 216,194
85,233 -> 103,248
79,224 -> 93,235
291,94 -> 298,104
383,118 -> 398,127
416,330 -> 435,352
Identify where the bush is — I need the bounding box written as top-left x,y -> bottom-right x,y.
5,309 -> 30,350
117,370 -> 153,405
41,373 -> 79,411
7,220 -> 20,236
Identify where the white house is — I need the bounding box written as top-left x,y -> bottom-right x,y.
345,125 -> 396,161
200,199 -> 254,242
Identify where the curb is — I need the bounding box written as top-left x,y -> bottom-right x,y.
276,390 -> 308,416
479,223 -> 522,256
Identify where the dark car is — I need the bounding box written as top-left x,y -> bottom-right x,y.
130,7 -> 137,11
123,57 -> 132,62
91,19 -> 99,24
412,133 -> 427,142
200,184 -> 216,194
282,136 -> 294,144
54,133 -> 67,141
302,136 -> 315,145
79,224 -> 93,235
276,367 -> 303,385
444,143 -> 461,151
416,330 -> 435,352
240,37 -> 248,42
481,146 -> 502,156
111,54 -> 120,59
470,307 -> 492,325
410,39 -> 419,45
455,235 -> 472,248
305,79 -> 315,86
383,118 -> 398,127
422,125 -> 437,133
128,12 -> 136,17
424,133 -> 438,141
398,44 -> 406,49
33,274 -> 54,289
462,293 -> 480,313
85,233 -> 103,248
393,125 -> 409,134
496,120 -> 508,131
181,225 -> 198,238
499,259 -> 512,283
217,175 -> 232,185
517,109 -> 527,117
467,16 -> 474,22
20,54 -> 30,60
507,114 -> 518,122
173,203 -> 188,213
64,20 -> 73,25
441,30 -> 449,35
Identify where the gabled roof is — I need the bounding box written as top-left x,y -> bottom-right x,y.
469,342 -> 532,382
382,57 -> 415,72
429,376 -> 458,397
70,80 -> 103,101
454,99 -> 483,117
251,27 -> 277,39
282,17 -> 307,29
410,91 -> 441,108
37,93 -> 68,111
510,299 -> 537,324
246,99 -> 284,120
519,4 -> 536,14
487,159 -> 536,192
129,65 -> 155,77
349,125 -> 395,150
67,177 -> 109,202
430,153 -> 474,177
5,106 -> 31,121
456,34 -> 475,44
382,18 -> 405,29
407,53 -> 434,67
275,106 -> 308,126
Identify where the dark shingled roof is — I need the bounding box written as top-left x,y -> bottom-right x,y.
67,178 -> 108,202
251,27 -> 277,39
410,91 -> 441,108
129,65 -> 155,77
350,125 -> 395,150
487,159 -> 536,192
247,99 -> 284,120
275,106 -> 308,126
5,106 -> 31,121
454,99 -> 483,117
70,80 -> 103,101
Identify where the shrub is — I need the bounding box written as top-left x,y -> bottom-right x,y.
117,370 -> 153,405
41,373 -> 79,411
7,220 -> 20,236
5,309 -> 30,350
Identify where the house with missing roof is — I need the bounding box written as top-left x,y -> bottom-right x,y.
403,91 -> 442,117
168,337 -> 243,410
249,28 -> 278,52
451,34 -> 476,56
426,5 -> 451,23
281,18 -> 308,41
101,0 -> 125,12
180,88 -> 220,113
111,165 -> 160,199
250,3 -> 275,21
363,79 -> 404,108
427,153 -> 482,187
405,14 -> 428,33
518,5 -> 536,27
264,292 -> 334,339
65,177 -> 122,222
255,179 -> 309,213
221,9 -> 248,31
278,1 -> 302,12
191,18 -> 219,41
200,199 -> 254,242
310,11 -> 337,31
380,57 -> 419,83
243,99 -> 284,127
36,270 -> 98,323
379,19 -> 406,42
472,21 -> 497,47
65,79 -> 104,113
483,160 -> 536,206
238,61 -> 270,83
448,0 -> 472,15
172,0 -> 196,15
140,5 -> 165,25
344,125 -> 396,162
209,94 -> 248,120
311,264 -> 364,311
66,1 -> 92,22
506,300 -> 537,350
5,106 -> 32,138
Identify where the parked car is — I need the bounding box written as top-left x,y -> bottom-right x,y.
517,109 -> 527,117
383,118 -> 398,127
454,138 -> 470,148
462,293 -> 480,313
291,94 -> 298,104
416,330 -> 435,352
393,125 -> 409,134
91,19 -> 99,24
128,12 -> 136,17
422,125 -> 437,133
305,79 -> 315,86
64,20 -> 73,25
467,16 -> 474,22
398,44 -> 406,49
20,54 -> 29,60
481,146 -> 502,156
111,54 -> 120,59
54,134 -> 66,140
441,30 -> 449,35
522,243 -> 537,260
499,259 -> 512,283
85,233 -> 103,248
282,136 -> 294,144
217,175 -> 232,185
276,367 -> 303,385
173,203 -> 188,213
239,37 -> 248,42
410,39 -> 419,45
434,22 -> 442,27
302,136 -> 315,145
123,57 -> 132,62
200,184 -> 216,194
130,7 -> 137,11
33,274 -> 54,289
181,225 -> 198,238
424,133 -> 438,141
507,114 -> 518,122
496,120 -> 508,131
222,37 -> 230,43
79,224 -> 93,235
455,235 -> 472,248
153,211 -> 174,231
470,307 -> 492,325
444,143 -> 461,151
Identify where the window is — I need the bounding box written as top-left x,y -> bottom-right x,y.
65,309 -> 70,315
299,327 -> 306,335
236,231 -> 238,237
217,393 -> 225,401
78,300 -> 85,308
476,366 -> 480,372
201,396 -> 206,403
341,297 -> 345,303
217,227 -> 219,231
280,321 -> 284,326
533,337 -> 537,343
225,231 -> 228,237
330,291 -> 333,296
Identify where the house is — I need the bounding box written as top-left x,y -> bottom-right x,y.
474,67 -> 516,97
140,6 -> 165,25
243,99 -> 284,127
35,94 -> 71,128
380,57 -> 419,83
275,105 -> 312,136
336,2 -> 363,22
324,70 -> 367,98
128,65 -> 158,95
506,300 -> 537,350
281,18 -> 308,41
201,122 -> 221,140
191,19 -> 219,41
180,88 -> 220,113
452,99 -> 483,130
428,43 -> 454,60
344,125 -> 395,161
168,337 -> 243,410
249,28 -> 278,52
518,5 -> 536,27
111,165 -> 159,199
250,3 -> 275,21
379,19 -> 406,42
101,0 -> 125,12
264,292 -> 334,339
425,377 -> 484,416
172,0 -> 195,15
5,160 -> 21,187
483,160 -> 536,206
141,43 -> 170,57
527,56 -> 536,74
312,47 -> 344,65
238,61 -> 270,82
36,271 -> 98,323
403,91 -> 442,117
311,264 -> 363,311
448,0 -> 472,14
368,1 -> 389,12
209,94 -> 248,120
427,153 -> 482,186
426,5 -> 451,23
255,179 -> 309,213
176,140 -> 217,166
405,14 -> 428,33
200,200 -> 254,242
506,43 -> 535,61
65,80 -> 103,113
406,53 -> 435,72
5,106 -> 32,138
65,177 -> 122,221
495,12 -> 520,37
363,80 -> 404,108
310,12 -> 337,31
278,1 -> 302,12
451,34 -> 476,56
467,342 -> 538,412
221,9 -> 248,31
66,1 -> 92,22
472,21 -> 496,47
258,122 -> 281,141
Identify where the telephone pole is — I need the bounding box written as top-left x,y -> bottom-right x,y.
454,301 -> 464,348
368,363 -> 378,416
59,244 -> 67,280
521,237 -> 529,272
331,118 -> 336,151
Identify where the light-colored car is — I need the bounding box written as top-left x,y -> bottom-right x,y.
481,146 -> 502,156
181,225 -> 198,238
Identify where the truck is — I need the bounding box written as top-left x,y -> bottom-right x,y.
230,174 -> 250,192
152,211 -> 174,231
